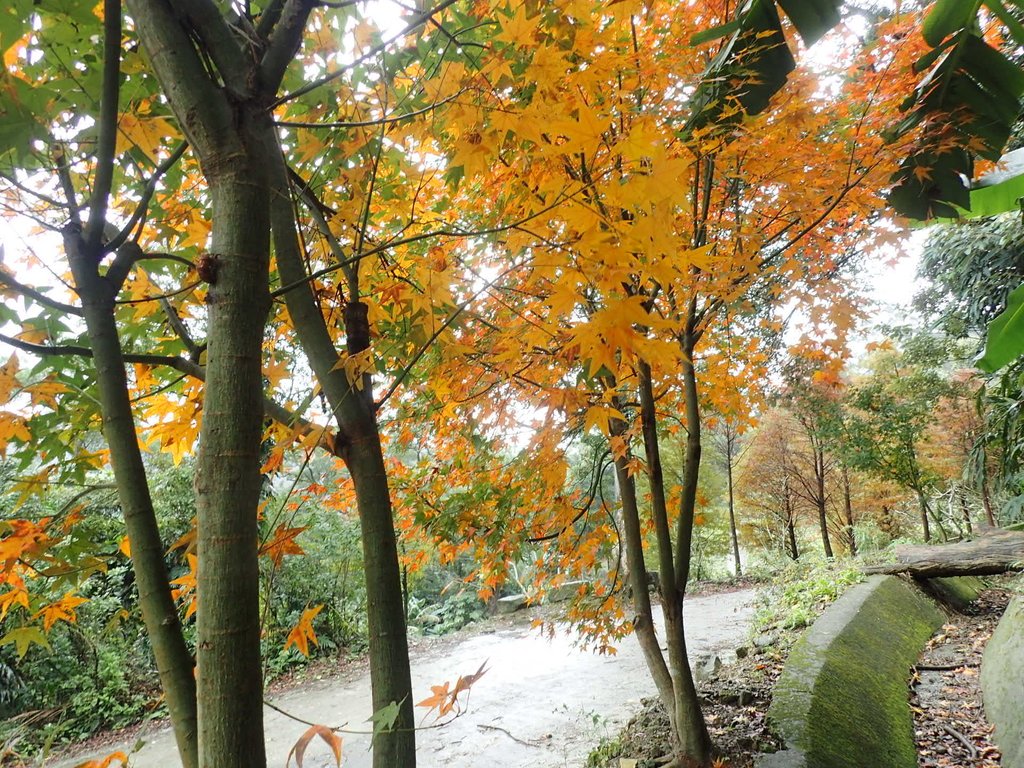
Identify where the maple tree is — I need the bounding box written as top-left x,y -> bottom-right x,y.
388,2 -> 930,764
2,1 -> 1024,767
0,1 -> 474,765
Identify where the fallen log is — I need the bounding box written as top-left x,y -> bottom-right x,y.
864,528 -> 1024,578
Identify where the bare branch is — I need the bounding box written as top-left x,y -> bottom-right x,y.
0,270 -> 83,316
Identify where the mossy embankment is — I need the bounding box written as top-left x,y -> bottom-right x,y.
761,575 -> 944,768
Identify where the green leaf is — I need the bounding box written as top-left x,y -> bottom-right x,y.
367,699 -> 403,747
686,0 -> 796,133
922,0 -> 982,47
978,282 -> 1024,372
690,19 -> 740,46
776,0 -> 842,46
926,147 -> 1024,220
0,626 -> 51,658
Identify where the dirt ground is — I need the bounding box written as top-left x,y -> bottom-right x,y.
605,586 -> 1012,768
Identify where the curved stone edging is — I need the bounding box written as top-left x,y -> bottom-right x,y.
759,575 -> 944,768
981,592 -> 1024,768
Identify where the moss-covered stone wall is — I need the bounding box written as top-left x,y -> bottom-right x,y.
981,592 -> 1024,768
762,575 -> 943,768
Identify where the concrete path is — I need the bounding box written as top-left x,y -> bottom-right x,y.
58,588 -> 755,768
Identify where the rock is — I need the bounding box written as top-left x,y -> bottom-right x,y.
735,645 -> 749,659
496,594 -> 527,614
981,592 -> 1024,768
694,653 -> 722,681
738,690 -> 755,707
753,632 -> 778,649
619,759 -> 638,768
546,580 -> 588,603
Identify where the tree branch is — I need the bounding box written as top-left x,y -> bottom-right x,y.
54,146 -> 82,227
275,92 -> 463,130
177,0 -> 253,97
0,331 -> 338,455
106,239 -> 145,293
259,0 -> 316,91
0,271 -> 83,316
107,142 -> 189,251
271,0 -> 460,108
124,0 -> 233,156
159,296 -> 204,362
85,0 -> 122,252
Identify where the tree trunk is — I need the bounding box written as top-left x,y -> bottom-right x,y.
268,152 -> 416,767
192,159 -> 271,768
341,304 -> 416,767
669,331 -> 713,764
916,488 -> 932,543
816,449 -> 833,558
959,490 -> 973,535
609,438 -> 675,710
980,455 -> 997,527
66,234 -> 198,768
725,431 -> 742,577
126,4 -> 325,764
864,528 -> 1024,577
783,478 -> 798,560
842,467 -> 856,557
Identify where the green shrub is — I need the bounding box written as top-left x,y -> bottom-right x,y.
754,557 -> 864,632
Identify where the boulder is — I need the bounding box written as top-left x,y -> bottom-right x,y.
981,591 -> 1024,768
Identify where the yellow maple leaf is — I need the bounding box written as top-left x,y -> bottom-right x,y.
0,587 -> 30,621
116,113 -> 179,162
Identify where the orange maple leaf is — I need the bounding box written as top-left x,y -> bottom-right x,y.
259,524 -> 306,566
73,750 -> 129,768
285,604 -> 323,657
34,592 -> 88,631
416,682 -> 453,718
416,660 -> 488,720
286,723 -> 342,768
170,554 -> 198,619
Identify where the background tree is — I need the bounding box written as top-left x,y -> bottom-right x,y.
844,334 -> 953,542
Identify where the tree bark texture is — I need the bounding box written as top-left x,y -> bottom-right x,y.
192,165 -> 271,768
